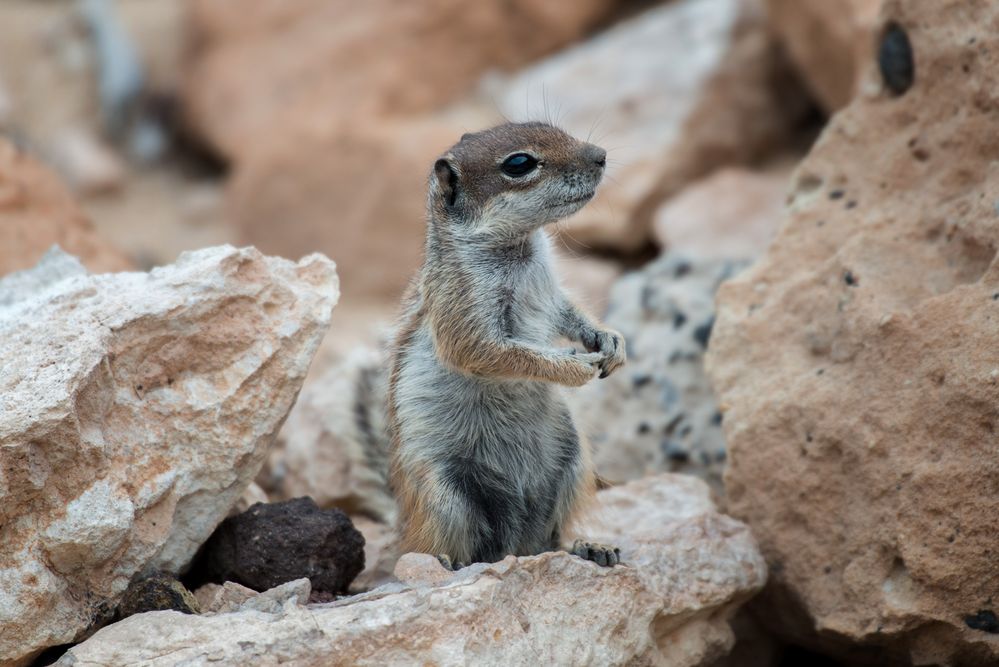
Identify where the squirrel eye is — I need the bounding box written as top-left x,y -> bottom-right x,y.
501,153 -> 538,177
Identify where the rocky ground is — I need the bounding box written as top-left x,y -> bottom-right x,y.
2,0 -> 998,665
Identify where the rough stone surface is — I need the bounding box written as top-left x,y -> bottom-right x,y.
117,572 -> 200,618
183,0 -> 621,159
497,0 -> 808,252
0,137 -> 130,276
653,166 -> 790,260
59,474 -> 767,667
569,253 -> 745,493
187,497 -> 365,596
706,1 -> 999,662
0,245 -> 338,667
767,0 -> 882,111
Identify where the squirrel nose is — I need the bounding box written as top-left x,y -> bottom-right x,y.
583,144 -> 607,168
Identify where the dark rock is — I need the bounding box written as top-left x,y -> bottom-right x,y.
965,610 -> 999,634
118,572 -> 200,618
879,23 -> 915,96
187,497 -> 365,595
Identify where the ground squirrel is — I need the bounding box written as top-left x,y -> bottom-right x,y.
387,122 -> 626,568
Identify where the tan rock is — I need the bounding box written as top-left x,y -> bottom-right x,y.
0,245 -> 337,666
653,166 -> 790,260
0,137 -> 130,276
59,474 -> 767,667
350,515 -> 399,593
767,0 -> 882,111
227,113 -> 488,302
569,253 -> 745,493
497,0 -> 808,252
707,1 -> 999,662
182,0 -> 621,159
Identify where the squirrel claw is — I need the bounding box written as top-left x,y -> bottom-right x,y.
436,554 -> 466,571
570,539 -> 621,567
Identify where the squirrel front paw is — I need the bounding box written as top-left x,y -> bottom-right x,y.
570,539 -> 621,567
591,329 -> 626,379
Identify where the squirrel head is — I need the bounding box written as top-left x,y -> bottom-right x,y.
428,122 -> 606,242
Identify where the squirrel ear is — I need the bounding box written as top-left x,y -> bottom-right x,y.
433,157 -> 460,208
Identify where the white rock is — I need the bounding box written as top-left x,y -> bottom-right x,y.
0,245 -> 338,666
60,474 -> 767,667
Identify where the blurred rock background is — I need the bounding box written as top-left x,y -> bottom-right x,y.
12,1 -> 998,666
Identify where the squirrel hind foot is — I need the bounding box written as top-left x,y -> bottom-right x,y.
436,554 -> 468,571
570,539 -> 621,567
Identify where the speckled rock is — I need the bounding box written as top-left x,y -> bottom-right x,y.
707,1 -> 999,663
187,498 -> 365,596
0,245 -> 337,667
59,474 -> 767,667
0,137 -> 130,276
569,253 -> 745,492
497,0 -> 808,252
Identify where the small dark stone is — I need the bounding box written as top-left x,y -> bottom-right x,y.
631,373 -> 653,388
673,261 -> 692,278
637,422 -> 651,435
662,440 -> 689,463
844,270 -> 858,286
672,311 -> 688,329
965,610 -> 999,634
992,293 -> 999,301
879,23 -> 915,96
693,316 -> 715,349
710,411 -> 723,426
824,566 -> 832,574
829,189 -> 845,200
679,424 -> 692,438
118,572 -> 200,618
846,200 -> 857,209
714,449 -> 726,463
186,497 -> 365,595
817,368 -> 825,376
640,285 -> 657,311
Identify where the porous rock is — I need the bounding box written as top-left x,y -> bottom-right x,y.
0,137 -> 130,276
0,244 -> 337,666
497,0 -> 808,252
59,474 -> 767,667
706,0 -> 999,662
187,497 -> 365,596
569,253 -> 745,492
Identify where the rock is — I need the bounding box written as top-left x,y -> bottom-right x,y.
766,0 -> 882,111
568,253 -> 745,492
706,1 -> 999,662
226,481 -> 268,517
182,0 -> 622,159
652,166 -> 790,260
270,345 -> 395,521
193,581 -> 257,614
0,245 -> 337,666
49,127 -> 126,196
187,497 -> 365,596
497,0 -> 809,252
118,573 -> 200,618
227,113 -> 488,302
59,474 -> 767,666
0,137 -> 130,276
349,515 -> 399,593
